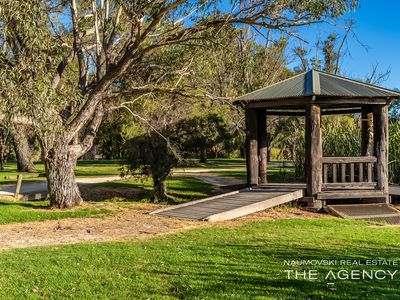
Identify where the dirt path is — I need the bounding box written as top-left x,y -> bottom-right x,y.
0,204 -> 203,251
0,204 -> 326,251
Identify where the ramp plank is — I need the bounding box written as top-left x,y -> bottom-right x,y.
152,188 -> 304,221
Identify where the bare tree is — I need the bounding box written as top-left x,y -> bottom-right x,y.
365,63 -> 391,85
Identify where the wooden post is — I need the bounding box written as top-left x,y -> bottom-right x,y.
257,110 -> 267,184
361,106 -> 374,156
246,108 -> 259,186
373,104 -> 389,199
14,174 -> 22,200
305,104 -> 322,197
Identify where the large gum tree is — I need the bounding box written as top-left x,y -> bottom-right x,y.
0,0 -> 358,208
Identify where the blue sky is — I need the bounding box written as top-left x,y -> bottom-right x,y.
288,1 -> 400,89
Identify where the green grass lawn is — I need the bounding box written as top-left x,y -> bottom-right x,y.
90,175 -> 215,203
214,165 -> 298,183
0,218 -> 398,299
0,159 -> 293,223
0,174 -> 213,224
0,159 -> 244,185
175,158 -> 246,169
0,160 -> 123,185
0,159 -> 296,184
0,158 -> 246,184
0,200 -> 112,224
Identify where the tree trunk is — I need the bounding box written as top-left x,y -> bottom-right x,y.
153,177 -> 169,203
13,126 -> 36,172
44,144 -> 82,208
239,145 -> 245,158
0,144 -> 5,170
200,148 -> 208,163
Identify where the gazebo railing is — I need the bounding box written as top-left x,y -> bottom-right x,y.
322,156 -> 377,189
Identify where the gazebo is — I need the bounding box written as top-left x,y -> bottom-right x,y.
235,69 -> 400,207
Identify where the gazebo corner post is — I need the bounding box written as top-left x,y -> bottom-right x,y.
305,103 -> 323,207
373,104 -> 389,203
361,105 -> 374,156
257,109 -> 267,184
245,107 -> 259,186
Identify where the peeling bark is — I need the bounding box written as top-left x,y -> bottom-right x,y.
44,142 -> 82,208
153,176 -> 173,203
44,105 -> 104,208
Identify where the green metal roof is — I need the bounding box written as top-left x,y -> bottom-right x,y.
235,69 -> 400,102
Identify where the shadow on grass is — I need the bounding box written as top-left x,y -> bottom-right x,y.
76,159 -> 122,166
145,221 -> 400,299
0,200 -> 49,209
214,166 -> 305,184
81,175 -> 216,204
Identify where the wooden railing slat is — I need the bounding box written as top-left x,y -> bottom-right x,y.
322,156 -> 377,164
367,162 -> 373,183
358,162 -> 364,182
323,164 -> 328,183
350,163 -> 355,182
340,163 -> 346,182
332,164 -> 337,183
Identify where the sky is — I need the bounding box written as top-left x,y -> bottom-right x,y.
288,1 -> 400,90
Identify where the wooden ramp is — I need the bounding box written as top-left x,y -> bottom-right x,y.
151,187 -> 304,221
327,203 -> 400,224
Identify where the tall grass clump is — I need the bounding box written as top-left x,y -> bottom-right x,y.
322,115 -> 361,156
293,115 -> 361,178
389,120 -> 400,184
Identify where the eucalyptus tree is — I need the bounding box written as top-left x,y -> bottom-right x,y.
0,0 -> 358,208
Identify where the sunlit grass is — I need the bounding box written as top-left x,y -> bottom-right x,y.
91,175 -> 215,203
0,200 -> 112,224
0,160 -> 122,185
213,165 -> 298,183
0,218 -> 398,299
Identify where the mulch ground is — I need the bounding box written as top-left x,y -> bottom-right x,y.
0,202 -> 329,251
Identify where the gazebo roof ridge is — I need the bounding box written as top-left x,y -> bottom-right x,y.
235,69 -> 400,103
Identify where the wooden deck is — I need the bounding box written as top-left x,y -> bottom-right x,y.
151,185 -> 305,221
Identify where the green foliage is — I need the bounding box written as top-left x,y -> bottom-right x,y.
389,98 -> 400,120
0,0 -> 80,135
95,113 -> 138,159
389,120 -> 400,184
322,33 -> 338,73
178,111 -> 234,161
293,32 -> 340,74
322,115 -> 361,156
292,128 -> 306,178
123,131 -> 178,202
293,115 -> 361,178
